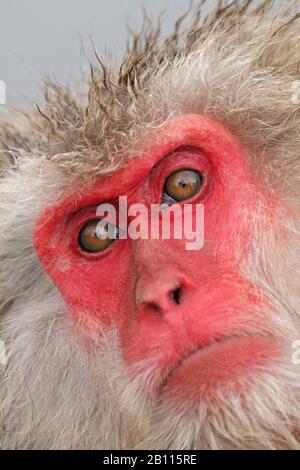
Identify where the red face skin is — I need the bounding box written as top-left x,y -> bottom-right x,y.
34,115 -> 279,403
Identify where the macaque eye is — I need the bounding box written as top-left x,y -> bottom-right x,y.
78,220 -> 118,253
163,169 -> 203,202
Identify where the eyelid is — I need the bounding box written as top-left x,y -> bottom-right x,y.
162,192 -> 177,204
151,148 -> 211,204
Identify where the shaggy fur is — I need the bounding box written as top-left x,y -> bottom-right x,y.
1,0 -> 300,449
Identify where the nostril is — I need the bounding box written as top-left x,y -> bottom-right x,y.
171,287 -> 181,305
139,283 -> 183,314
144,301 -> 163,314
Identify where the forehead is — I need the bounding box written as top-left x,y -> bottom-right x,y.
45,114 -> 246,217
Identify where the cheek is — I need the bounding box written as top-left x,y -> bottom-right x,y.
40,237 -> 134,328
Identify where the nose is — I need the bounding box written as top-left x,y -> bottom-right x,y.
135,273 -> 183,315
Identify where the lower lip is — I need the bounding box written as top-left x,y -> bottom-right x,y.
161,336 -> 279,405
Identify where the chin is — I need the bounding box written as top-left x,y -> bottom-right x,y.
159,335 -> 280,404
124,337 -> 300,450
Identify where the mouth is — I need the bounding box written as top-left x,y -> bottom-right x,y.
158,334 -> 279,404
159,335 -> 236,388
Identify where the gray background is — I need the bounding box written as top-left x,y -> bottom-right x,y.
0,0 -> 284,112
0,0 -> 194,111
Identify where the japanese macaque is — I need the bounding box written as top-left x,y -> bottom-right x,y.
1,0 -> 300,450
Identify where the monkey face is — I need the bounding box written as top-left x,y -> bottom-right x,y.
2,0 -> 300,450
34,114 -> 281,408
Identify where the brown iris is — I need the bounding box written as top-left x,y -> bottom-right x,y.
164,169 -> 203,202
79,220 -> 117,253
